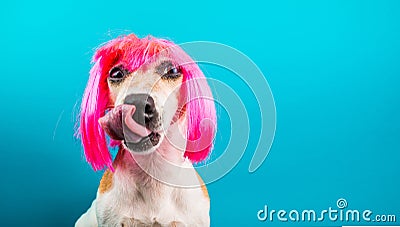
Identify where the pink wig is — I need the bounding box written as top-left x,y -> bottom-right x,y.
79,34 -> 216,171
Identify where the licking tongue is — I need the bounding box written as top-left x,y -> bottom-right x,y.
99,104 -> 152,143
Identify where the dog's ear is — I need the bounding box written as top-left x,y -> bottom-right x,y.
182,64 -> 217,163
79,57 -> 113,171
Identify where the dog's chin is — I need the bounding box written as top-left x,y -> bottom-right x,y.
123,132 -> 164,154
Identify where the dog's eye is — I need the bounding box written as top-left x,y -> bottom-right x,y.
162,66 -> 182,80
109,67 -> 126,83
168,67 -> 179,74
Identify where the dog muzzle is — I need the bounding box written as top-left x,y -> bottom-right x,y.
99,94 -> 161,152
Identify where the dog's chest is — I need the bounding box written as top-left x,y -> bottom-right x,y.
94,152 -> 210,226
116,195 -> 189,227
96,182 -> 209,226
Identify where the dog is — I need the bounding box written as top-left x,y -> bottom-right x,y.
75,34 -> 216,227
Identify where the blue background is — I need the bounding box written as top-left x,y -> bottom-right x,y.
1,0 -> 399,226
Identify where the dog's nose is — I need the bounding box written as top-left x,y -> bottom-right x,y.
123,94 -> 157,127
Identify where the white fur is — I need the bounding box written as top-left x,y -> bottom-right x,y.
75,152 -> 210,226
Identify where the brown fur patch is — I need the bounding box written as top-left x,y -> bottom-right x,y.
99,169 -> 114,194
196,172 -> 209,200
169,221 -> 180,227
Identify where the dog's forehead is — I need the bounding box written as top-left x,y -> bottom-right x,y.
134,57 -> 178,74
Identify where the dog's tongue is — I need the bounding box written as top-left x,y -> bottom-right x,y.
122,105 -> 152,143
99,104 -> 151,143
